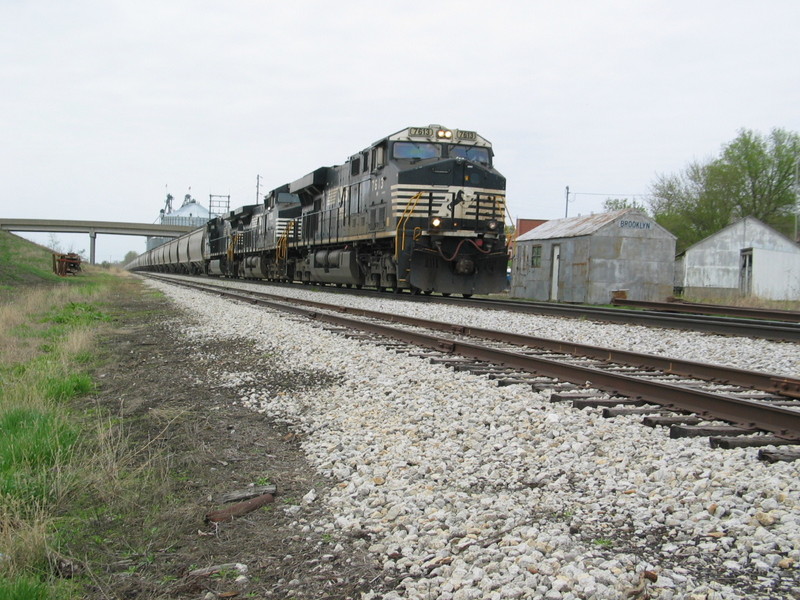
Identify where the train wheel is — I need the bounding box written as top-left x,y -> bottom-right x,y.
441,292 -> 451,297
462,294 -> 473,299
410,286 -> 422,295
423,290 -> 433,295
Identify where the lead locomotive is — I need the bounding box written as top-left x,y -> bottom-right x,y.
128,125 -> 508,296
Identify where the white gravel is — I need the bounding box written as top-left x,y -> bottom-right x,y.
148,278 -> 800,599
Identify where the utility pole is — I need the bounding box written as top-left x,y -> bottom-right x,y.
565,186 -> 570,218
794,160 -> 799,241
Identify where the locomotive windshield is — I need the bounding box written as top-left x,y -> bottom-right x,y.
448,145 -> 491,165
392,142 -> 440,160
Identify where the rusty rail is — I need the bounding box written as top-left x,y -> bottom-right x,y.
145,274 -> 800,440
611,298 -> 800,323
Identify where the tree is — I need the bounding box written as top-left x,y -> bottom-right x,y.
47,233 -> 62,253
123,250 -> 139,265
602,198 -> 648,213
712,128 -> 799,225
648,128 -> 800,252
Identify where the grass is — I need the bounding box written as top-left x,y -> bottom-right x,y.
0,574 -> 50,600
0,232 -> 63,294
0,233 -> 166,598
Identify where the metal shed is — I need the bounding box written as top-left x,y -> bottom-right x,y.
510,209 -> 676,304
675,216 -> 800,301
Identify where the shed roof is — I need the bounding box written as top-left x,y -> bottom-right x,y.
677,216 -> 800,257
516,209 -> 639,241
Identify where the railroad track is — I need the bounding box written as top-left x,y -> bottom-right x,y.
611,297 -> 800,323
145,274 -> 800,461
178,275 -> 800,342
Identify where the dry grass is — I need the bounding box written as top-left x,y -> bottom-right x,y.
0,500 -> 52,576
0,285 -> 78,366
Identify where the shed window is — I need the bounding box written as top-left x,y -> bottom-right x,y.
530,245 -> 542,268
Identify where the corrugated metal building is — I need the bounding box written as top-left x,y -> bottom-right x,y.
675,216 -> 800,301
510,209 -> 676,304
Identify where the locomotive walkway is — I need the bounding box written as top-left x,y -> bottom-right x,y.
0,218 -> 194,264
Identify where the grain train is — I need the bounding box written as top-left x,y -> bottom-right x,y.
126,125 -> 509,296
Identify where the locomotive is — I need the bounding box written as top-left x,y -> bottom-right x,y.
127,125 -> 508,296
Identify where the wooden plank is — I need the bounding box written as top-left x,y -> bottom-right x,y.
549,393 -> 597,402
711,436 -> 800,449
642,416 -> 702,428
670,425 -> 756,439
603,407 -> 664,417
572,399 -> 645,409
758,448 -> 800,462
496,378 -> 536,387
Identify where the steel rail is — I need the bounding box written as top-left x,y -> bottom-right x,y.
196,277 -> 800,342
610,298 -> 800,323
149,275 -> 800,439
148,275 -> 800,399
445,297 -> 800,342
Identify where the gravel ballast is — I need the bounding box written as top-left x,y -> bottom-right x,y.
147,279 -> 800,599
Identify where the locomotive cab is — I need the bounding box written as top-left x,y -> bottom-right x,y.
385,126 -> 508,295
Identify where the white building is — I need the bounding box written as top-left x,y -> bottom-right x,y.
675,217 -> 800,301
146,194 -> 210,251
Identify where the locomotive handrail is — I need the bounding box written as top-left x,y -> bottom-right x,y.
226,232 -> 242,263
394,191 -> 424,261
276,220 -> 296,262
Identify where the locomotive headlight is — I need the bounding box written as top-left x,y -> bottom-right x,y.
436,129 -> 453,139
431,217 -> 442,228
488,220 -> 499,231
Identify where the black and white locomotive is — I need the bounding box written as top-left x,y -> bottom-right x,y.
127,125 -> 509,296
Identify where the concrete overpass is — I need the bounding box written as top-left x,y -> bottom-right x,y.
0,218 -> 196,264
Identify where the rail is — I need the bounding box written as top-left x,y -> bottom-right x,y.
611,298 -> 800,323
143,274 -> 800,440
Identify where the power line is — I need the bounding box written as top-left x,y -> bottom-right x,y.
569,192 -> 651,197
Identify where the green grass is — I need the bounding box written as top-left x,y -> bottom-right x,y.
40,302 -> 112,327
0,575 -> 50,600
0,408 -> 77,471
41,373 -> 95,401
0,234 -> 136,596
0,231 -> 63,292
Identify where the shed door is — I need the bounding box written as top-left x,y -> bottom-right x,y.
549,244 -> 561,301
739,248 -> 753,295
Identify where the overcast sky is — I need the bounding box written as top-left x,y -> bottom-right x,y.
2,0 -> 798,261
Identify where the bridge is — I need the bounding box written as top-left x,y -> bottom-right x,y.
0,218 -> 196,264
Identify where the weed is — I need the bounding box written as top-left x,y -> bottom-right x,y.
0,575 -> 49,600
42,373 -> 95,402
593,538 -> 614,548
0,408 -> 78,471
41,302 -> 111,327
